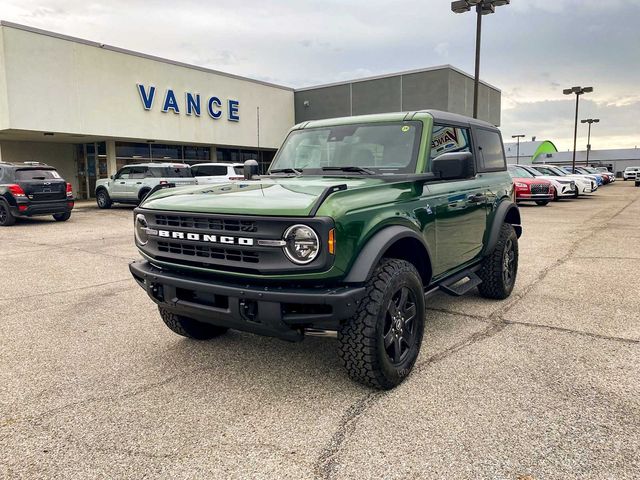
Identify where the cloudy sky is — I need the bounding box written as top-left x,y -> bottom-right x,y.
1,0 -> 639,150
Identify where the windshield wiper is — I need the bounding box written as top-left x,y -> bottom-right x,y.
321,166 -> 375,175
270,167 -> 302,176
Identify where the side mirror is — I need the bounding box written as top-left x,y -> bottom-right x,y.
110,175 -> 114,180
431,152 -> 474,180
243,159 -> 260,180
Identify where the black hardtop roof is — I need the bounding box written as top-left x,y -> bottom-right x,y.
422,110 -> 497,129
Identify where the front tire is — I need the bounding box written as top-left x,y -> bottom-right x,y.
96,189 -> 112,209
338,259 -> 425,390
159,307 -> 228,340
477,223 -> 518,300
53,211 -> 71,222
0,201 -> 16,226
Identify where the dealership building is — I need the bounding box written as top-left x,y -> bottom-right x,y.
0,21 -> 501,199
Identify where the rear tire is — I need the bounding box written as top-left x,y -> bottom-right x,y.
159,307 -> 228,340
96,189 -> 112,209
477,223 -> 518,300
535,200 -> 549,206
53,211 -> 71,222
0,201 -> 16,226
338,258 -> 425,390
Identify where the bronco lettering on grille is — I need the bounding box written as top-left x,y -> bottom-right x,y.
156,230 -> 254,246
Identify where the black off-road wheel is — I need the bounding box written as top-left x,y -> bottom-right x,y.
159,307 -> 228,340
96,189 -> 112,209
338,259 -> 425,390
477,223 -> 518,300
53,211 -> 72,222
0,202 -> 16,226
535,200 -> 549,206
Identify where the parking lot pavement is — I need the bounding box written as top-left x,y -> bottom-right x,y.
1,183 -> 639,479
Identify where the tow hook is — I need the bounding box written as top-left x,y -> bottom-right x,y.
239,299 -> 259,323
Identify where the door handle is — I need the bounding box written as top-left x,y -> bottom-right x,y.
467,193 -> 487,203
136,182 -> 142,184
119,182 -> 125,184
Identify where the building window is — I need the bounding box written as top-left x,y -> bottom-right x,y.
151,144 -> 182,160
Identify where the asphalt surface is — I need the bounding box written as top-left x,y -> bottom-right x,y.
1,181 -> 639,479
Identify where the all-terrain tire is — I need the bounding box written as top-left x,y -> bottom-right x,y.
159,307 -> 229,340
0,201 -> 16,226
53,211 -> 72,222
477,223 -> 518,300
96,189 -> 112,209
338,258 -> 425,390
535,200 -> 549,206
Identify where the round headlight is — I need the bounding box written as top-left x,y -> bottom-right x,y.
283,224 -> 319,264
135,213 -> 149,246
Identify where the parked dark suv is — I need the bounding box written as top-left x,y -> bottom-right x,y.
0,162 -> 74,226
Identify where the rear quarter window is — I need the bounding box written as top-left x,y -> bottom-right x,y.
475,129 -> 506,171
192,165 -> 228,176
150,167 -> 192,178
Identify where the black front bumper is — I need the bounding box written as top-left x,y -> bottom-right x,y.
11,199 -> 73,217
130,260 -> 366,341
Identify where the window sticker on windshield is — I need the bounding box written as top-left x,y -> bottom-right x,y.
51,171 -> 61,178
401,125 -> 411,133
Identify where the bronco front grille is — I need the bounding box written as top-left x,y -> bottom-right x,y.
530,184 -> 550,194
157,241 -> 260,264
154,214 -> 257,233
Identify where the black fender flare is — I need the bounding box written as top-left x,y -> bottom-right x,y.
483,200 -> 522,256
343,225 -> 432,284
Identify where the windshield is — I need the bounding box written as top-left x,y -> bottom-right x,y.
269,121 -> 422,175
584,167 -> 599,174
508,165 -> 534,178
536,166 -> 570,176
15,168 -> 61,180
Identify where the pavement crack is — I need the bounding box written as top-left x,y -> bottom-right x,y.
503,319 -> 639,345
313,392 -> 380,480
0,278 -> 132,302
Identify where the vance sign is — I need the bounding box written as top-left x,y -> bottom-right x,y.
137,84 -> 240,122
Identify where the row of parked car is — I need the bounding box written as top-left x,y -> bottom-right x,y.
507,163 -> 628,206
1,159 -> 638,226
94,162 -> 243,208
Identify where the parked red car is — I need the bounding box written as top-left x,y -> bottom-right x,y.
507,165 -> 555,206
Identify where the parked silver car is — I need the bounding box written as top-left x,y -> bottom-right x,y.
95,163 -> 195,208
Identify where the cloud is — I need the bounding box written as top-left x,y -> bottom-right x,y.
0,0 -> 638,149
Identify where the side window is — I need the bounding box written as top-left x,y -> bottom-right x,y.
115,167 -> 130,180
429,125 -> 472,169
129,167 -> 146,179
192,165 -> 227,176
475,129 -> 506,171
0,168 -> 3,183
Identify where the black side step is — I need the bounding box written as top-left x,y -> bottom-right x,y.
437,266 -> 483,297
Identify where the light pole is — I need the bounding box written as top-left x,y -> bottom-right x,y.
563,86 -> 593,172
512,134 -> 525,164
451,0 -> 510,119
581,118 -> 599,166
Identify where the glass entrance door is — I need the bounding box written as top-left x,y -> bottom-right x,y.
78,142 -> 107,199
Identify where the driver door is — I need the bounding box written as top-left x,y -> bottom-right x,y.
427,124 -> 489,275
111,167 -> 131,201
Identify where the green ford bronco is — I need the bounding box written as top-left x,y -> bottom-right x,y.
129,110 -> 522,389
